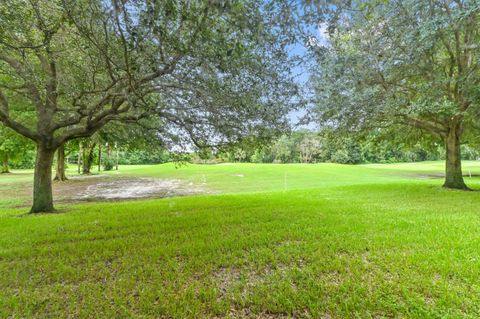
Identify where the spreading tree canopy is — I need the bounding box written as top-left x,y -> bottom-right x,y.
0,0 -> 299,212
310,0 -> 480,189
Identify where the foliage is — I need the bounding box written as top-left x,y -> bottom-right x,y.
0,0 -> 299,211
272,135 -> 299,163
0,0 -> 296,147
210,129 -> 445,164
117,149 -> 170,165
0,125 -> 34,171
250,148 -> 274,163
8,150 -> 36,169
309,0 -> 480,189
102,158 -> 115,171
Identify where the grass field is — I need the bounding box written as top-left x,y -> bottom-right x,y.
1,161 -> 480,317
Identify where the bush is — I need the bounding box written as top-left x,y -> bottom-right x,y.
103,158 -> 115,171
9,150 -> 36,169
117,150 -> 170,165
250,149 -> 274,163
330,149 -> 350,164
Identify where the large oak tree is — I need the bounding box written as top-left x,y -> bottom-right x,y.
310,0 -> 480,189
0,0 -> 298,212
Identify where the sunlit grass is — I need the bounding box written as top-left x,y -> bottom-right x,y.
105,160 -> 480,192
1,161 -> 480,317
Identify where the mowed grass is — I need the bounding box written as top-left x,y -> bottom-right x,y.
1,162 -> 480,317
102,160 -> 480,192
0,170 -> 34,208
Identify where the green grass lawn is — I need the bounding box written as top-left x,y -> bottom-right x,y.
1,162 -> 480,317
103,160 -> 480,192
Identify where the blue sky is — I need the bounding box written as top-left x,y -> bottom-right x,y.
287,19 -> 326,130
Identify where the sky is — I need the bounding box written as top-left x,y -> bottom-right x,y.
287,18 -> 328,130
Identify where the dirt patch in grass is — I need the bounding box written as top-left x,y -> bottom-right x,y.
3,174 -> 212,209
214,267 -> 242,298
72,177 -> 208,201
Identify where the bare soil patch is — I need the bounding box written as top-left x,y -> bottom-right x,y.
3,174 -> 211,208
72,177 -> 208,201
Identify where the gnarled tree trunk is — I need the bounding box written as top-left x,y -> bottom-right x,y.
31,144 -> 56,213
54,144 -> 68,181
443,126 -> 468,190
1,156 -> 9,174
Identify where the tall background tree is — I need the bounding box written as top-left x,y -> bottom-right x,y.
309,0 -> 480,189
0,0 -> 299,212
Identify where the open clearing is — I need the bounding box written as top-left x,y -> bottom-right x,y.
1,161 -> 480,317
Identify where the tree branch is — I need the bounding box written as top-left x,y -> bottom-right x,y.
0,89 -> 39,140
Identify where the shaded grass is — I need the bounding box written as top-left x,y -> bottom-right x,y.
2,166 -> 480,317
0,171 -> 34,208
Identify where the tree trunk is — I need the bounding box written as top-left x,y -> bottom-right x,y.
107,143 -> 111,160
31,144 -> 56,213
78,143 -> 82,174
98,143 -> 102,172
443,127 -> 468,190
115,143 -> 119,170
54,144 -> 68,181
1,156 -> 9,174
82,143 -> 96,174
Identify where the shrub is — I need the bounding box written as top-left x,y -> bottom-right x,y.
103,158 -> 115,171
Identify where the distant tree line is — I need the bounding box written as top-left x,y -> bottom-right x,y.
1,140 -> 170,170
4,126 -> 480,171
194,129 -> 480,165
0,124 -> 171,172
